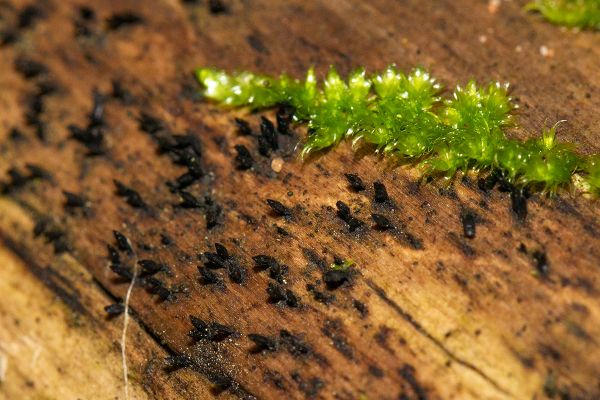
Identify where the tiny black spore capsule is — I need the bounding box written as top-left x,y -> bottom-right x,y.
63,191 -> 86,208
179,191 -> 202,208
106,244 -> 120,264
248,333 -> 278,352
138,259 -> 165,276
461,211 -> 476,239
234,118 -> 252,136
260,116 -> 278,151
14,57 -> 48,79
276,105 -> 294,135
106,12 -> 143,30
197,266 -> 223,285
111,80 -> 133,104
344,173 -> 365,192
18,5 -> 44,29
266,199 -> 292,217
336,201 -> 363,232
373,181 -> 389,203
138,112 -> 164,135
114,179 -> 146,208
234,144 -> 254,170
252,254 -> 278,271
104,303 -> 125,317
323,269 -> 351,290
532,250 -> 550,277
227,260 -> 247,284
110,263 -> 133,280
267,283 -> 299,307
510,188 -> 528,222
371,213 -> 394,230
113,230 -> 133,254
164,354 -> 193,371
208,0 -> 229,14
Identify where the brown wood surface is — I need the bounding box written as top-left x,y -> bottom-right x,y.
1,0 -> 599,399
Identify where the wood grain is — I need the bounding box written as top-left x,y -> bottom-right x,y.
0,0 -> 599,399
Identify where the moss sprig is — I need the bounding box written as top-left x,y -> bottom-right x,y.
195,66 -> 600,196
526,0 -> 600,30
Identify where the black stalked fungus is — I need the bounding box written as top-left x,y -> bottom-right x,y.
336,201 -> 363,232
14,57 -> 48,79
234,144 -> 254,170
266,199 -> 292,217
323,269 -> 351,290
252,254 -> 278,271
260,116 -> 278,151
179,191 -> 202,208
461,210 -> 477,239
164,354 -> 193,371
511,188 -> 528,222
114,180 -> 146,208
113,230 -> 133,254
63,191 -> 87,208
344,173 -> 365,191
197,266 -> 223,285
138,259 -> 165,276
104,303 -> 125,317
276,105 -> 294,135
267,283 -> 299,307
533,250 -> 550,277
248,333 -> 278,352
371,213 -> 394,230
373,181 -> 390,203
234,118 -> 252,136
138,112 -> 164,135
208,0 -> 229,14
106,12 -> 143,30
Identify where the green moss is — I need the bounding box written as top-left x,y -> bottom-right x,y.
526,0 -> 600,30
195,66 -> 600,196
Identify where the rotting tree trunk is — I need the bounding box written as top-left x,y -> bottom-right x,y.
1,0 -> 600,399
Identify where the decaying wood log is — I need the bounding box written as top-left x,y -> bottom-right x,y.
0,0 -> 599,399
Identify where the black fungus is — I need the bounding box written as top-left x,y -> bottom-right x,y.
111,80 -> 133,103
214,243 -> 229,259
197,266 -> 223,285
461,211 -> 476,239
138,259 -> 165,276
399,364 -> 428,400
373,181 -> 390,203
114,179 -> 146,208
104,303 -> 125,317
371,213 -> 394,230
248,334 -> 278,352
0,29 -> 18,46
336,201 -> 363,232
205,197 -> 222,229
113,230 -> 133,254
478,171 -> 500,192
63,191 -> 87,208
344,173 -> 365,191
14,57 -> 48,79
106,12 -> 143,30
18,5 -> 44,29
164,354 -> 193,371
276,105 -> 294,135
25,164 -> 51,180
279,330 -> 312,358
269,263 -> 288,284
110,263 -> 133,280
260,116 -> 278,151
138,112 -> 164,135
353,299 -> 368,317
179,191 -> 202,208
106,245 -> 120,267
510,188 -> 528,222
266,199 -> 292,217
533,250 -> 549,277
144,277 -> 173,301
189,316 -> 235,342
306,284 -> 335,304
267,283 -> 299,307
323,269 -> 351,290
252,254 -> 278,271
227,261 -> 247,284
234,144 -> 254,170
208,0 -> 229,14
234,118 -> 252,136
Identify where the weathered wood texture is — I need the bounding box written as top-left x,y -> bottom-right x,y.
0,0 -> 599,399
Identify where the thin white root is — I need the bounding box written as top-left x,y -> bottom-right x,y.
121,262 -> 137,400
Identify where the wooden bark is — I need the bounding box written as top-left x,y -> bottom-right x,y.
1,0 -> 599,399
